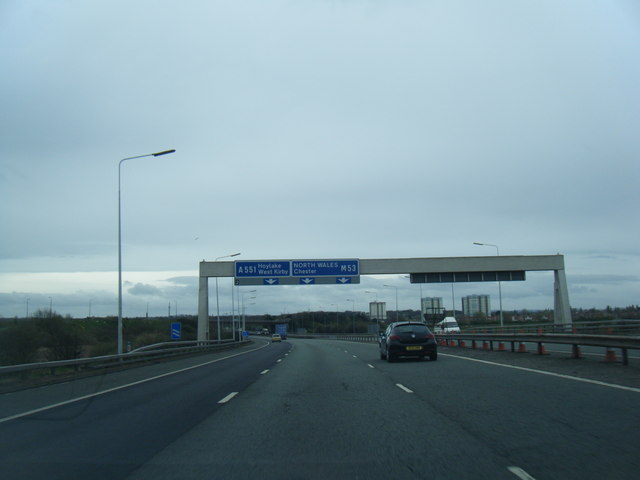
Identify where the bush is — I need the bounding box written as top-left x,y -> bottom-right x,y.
0,321 -> 41,365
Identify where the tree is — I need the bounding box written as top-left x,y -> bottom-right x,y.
0,321 -> 41,365
33,309 -> 86,361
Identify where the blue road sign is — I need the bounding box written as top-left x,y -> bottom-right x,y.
336,277 -> 353,284
171,322 -> 181,339
235,261 -> 290,277
291,259 -> 359,277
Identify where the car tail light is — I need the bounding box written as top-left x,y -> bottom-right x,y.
389,335 -> 401,341
425,333 -> 435,340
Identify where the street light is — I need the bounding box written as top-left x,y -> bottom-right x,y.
118,149 -> 175,354
383,285 -> 399,322
346,298 -> 355,332
215,252 -> 241,342
241,290 -> 257,338
364,290 -> 378,301
473,242 -> 503,327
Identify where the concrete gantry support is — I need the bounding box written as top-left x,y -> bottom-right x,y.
554,268 -> 572,328
197,276 -> 209,342
196,255 -> 573,341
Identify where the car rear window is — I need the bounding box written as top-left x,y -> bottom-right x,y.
394,324 -> 430,334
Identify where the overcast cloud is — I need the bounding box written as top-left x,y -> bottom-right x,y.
1,0 -> 639,318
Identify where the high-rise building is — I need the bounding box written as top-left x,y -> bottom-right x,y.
369,302 -> 387,321
462,295 -> 491,317
421,297 -> 444,316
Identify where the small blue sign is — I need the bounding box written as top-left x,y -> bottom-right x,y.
291,260 -> 359,277
235,261 -> 290,277
171,322 -> 182,339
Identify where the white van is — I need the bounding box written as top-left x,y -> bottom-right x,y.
434,317 -> 461,334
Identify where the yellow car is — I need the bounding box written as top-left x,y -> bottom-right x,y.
271,333 -> 282,342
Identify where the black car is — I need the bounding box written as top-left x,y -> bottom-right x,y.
379,321 -> 437,362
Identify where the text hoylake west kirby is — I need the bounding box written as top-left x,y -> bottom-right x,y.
235,263 -> 290,276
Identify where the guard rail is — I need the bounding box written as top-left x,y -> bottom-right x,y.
438,333 -> 640,365
463,319 -> 640,335
0,339 -> 248,380
288,332 -> 640,366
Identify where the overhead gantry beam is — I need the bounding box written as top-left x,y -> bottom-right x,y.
197,255 -> 572,341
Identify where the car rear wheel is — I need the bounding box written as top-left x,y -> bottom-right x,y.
430,352 -> 438,361
386,349 -> 394,362
380,349 -> 386,360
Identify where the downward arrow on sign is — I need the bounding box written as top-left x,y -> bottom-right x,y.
337,277 -> 350,284
265,279 -> 277,285
302,278 -> 313,284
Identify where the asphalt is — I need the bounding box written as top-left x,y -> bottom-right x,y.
127,339 -> 640,480
1,338 -> 638,480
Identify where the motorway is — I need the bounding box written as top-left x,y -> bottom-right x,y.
0,338 -> 639,479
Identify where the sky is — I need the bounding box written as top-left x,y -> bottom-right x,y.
1,0 -> 639,319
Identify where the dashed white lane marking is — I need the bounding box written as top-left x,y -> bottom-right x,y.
218,392 -> 238,404
260,369 -> 269,375
367,364 -> 375,369
352,355 -> 358,358
276,359 -> 282,363
0,342 -> 271,424
508,466 -> 537,479
396,384 -> 413,393
441,353 -> 640,393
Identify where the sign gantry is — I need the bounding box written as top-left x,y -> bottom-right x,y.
197,255 -> 572,341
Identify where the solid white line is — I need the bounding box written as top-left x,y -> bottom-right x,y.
441,353 -> 640,393
508,466 -> 537,480
367,364 -> 374,369
396,383 -> 413,393
260,369 -> 269,375
218,392 -> 238,404
0,341 -> 271,424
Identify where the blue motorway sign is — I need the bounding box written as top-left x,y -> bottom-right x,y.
235,261 -> 291,277
170,322 -> 181,340
291,260 -> 359,277
234,259 -> 360,286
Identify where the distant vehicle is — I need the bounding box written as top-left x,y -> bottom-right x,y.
379,321 -> 437,362
271,333 -> 282,342
434,317 -> 461,334
275,323 -> 288,339
261,328 -> 270,336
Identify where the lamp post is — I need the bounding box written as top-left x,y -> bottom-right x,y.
214,253 -> 241,342
118,149 -> 175,355
241,290 -> 256,336
473,242 -> 503,327
330,304 -> 339,332
383,284 -> 399,322
346,298 -> 355,332
26,297 -> 30,319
